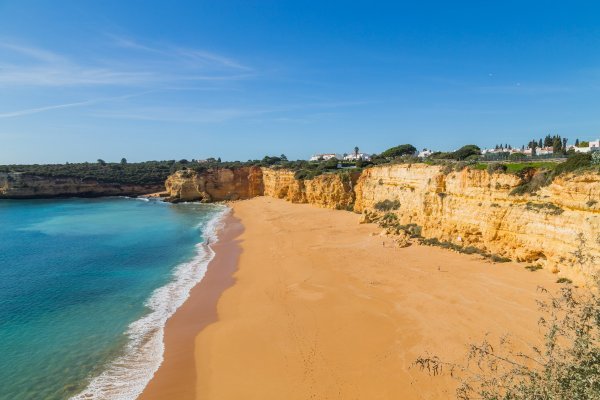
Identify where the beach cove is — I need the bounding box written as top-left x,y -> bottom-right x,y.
142,196 -> 558,400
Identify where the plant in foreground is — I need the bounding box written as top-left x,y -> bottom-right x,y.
415,277 -> 600,399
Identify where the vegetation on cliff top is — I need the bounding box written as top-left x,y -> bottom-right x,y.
0,161 -> 187,185
2,144 -> 596,187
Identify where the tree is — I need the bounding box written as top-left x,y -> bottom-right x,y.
528,140 -> 538,156
575,138 -> 580,147
380,144 -> 417,158
280,154 -> 288,161
553,136 -> 562,153
217,157 -> 222,163
97,159 -> 106,166
354,146 -> 359,157
452,145 -> 481,160
120,158 -> 127,164
538,138 -> 543,148
562,137 -> 568,150
509,152 -> 526,161
261,155 -> 282,166
324,157 -> 339,169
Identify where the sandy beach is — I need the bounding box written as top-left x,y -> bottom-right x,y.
138,212 -> 243,400
143,196 -> 558,399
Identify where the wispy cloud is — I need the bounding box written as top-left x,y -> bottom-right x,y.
0,38 -> 252,87
88,100 -> 369,124
0,92 -> 150,119
109,35 -> 252,71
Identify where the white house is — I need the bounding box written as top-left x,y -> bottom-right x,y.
571,139 -> 600,153
418,149 -> 434,158
309,153 -> 339,161
343,152 -> 372,161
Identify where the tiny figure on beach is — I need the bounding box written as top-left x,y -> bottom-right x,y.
206,238 -> 210,245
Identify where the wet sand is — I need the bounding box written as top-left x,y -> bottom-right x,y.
138,212 -> 243,400
143,196 -> 558,399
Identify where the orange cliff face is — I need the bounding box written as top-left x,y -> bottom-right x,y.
261,168 -> 359,210
353,164 -> 599,280
164,166 -> 264,202
163,164 -> 600,279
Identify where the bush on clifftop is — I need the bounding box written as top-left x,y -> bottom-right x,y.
380,144 -> 417,159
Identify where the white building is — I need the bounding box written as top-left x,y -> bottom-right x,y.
309,153 -> 339,161
536,147 -> 554,155
570,139 -> 600,153
418,149 -> 434,158
343,152 -> 372,161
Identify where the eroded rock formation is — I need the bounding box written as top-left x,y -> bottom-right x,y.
164,166 -> 264,202
164,164 -> 599,279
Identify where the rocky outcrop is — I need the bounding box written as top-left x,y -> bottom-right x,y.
0,172 -> 162,199
164,167 -> 264,202
165,164 -> 599,279
262,168 -> 359,210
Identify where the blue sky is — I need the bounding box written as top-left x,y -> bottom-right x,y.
1,1 -> 600,163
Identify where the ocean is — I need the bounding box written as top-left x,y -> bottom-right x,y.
0,197 -> 226,400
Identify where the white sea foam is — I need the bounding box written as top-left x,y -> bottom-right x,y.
70,204 -> 229,400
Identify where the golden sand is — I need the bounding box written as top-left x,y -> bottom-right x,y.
144,196 -> 558,399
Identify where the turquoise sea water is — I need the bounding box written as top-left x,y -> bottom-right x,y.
0,198 -> 224,400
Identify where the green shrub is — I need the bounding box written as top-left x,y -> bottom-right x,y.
524,265 -> 543,272
525,202 -> 564,215
556,277 -> 573,284
553,153 -> 592,176
462,246 -> 483,255
453,145 -> 481,161
490,254 -> 511,263
487,163 -> 507,174
374,199 -> 401,211
415,278 -> 600,399
380,144 -> 417,158
508,152 -> 527,161
509,170 -> 549,196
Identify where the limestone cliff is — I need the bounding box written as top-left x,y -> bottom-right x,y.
0,172 -> 162,199
164,167 -> 264,202
163,164 -> 599,279
353,164 -> 600,279
262,168 -> 359,210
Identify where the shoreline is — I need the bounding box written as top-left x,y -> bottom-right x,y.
137,196 -> 561,399
193,197 -> 557,399
138,209 -> 243,400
